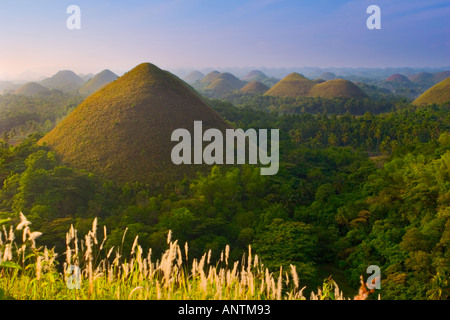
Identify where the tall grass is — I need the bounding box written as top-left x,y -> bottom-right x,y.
0,213 -> 372,300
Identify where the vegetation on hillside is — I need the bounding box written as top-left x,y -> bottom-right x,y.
0,64 -> 449,300
413,77 -> 450,106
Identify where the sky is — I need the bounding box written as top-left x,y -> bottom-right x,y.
0,0 -> 449,78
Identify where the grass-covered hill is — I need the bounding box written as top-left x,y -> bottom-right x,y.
15,82 -> 50,96
203,72 -> 246,97
78,69 -> 118,97
309,79 -> 369,99
408,72 -> 435,83
200,71 -> 221,87
413,77 -> 450,106
40,70 -> 85,93
264,73 -> 316,98
240,81 -> 270,94
386,74 -> 411,83
265,74 -> 367,99
242,70 -> 268,82
38,63 -> 231,186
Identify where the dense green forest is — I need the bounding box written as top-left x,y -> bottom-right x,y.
0,94 -> 449,299
0,92 -> 83,143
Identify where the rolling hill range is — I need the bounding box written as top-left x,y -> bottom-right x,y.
79,69 -> 118,96
40,70 -> 85,93
264,73 -> 367,99
413,77 -> 450,106
38,63 -> 231,186
15,82 -> 50,96
240,81 -> 270,94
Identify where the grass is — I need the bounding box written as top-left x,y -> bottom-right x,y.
0,213 -> 374,300
413,77 -> 450,106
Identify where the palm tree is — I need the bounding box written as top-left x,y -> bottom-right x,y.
426,270 -> 449,300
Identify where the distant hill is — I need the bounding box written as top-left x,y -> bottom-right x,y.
309,79 -> 368,99
204,73 -> 246,97
40,70 -> 85,93
79,73 -> 95,82
434,71 -> 450,83
319,72 -> 336,81
243,70 -> 268,82
39,63 -> 231,186
386,74 -> 411,83
240,81 -> 270,94
79,69 -> 118,97
183,71 -> 205,84
408,72 -> 435,83
264,73 -> 316,98
15,82 -> 50,96
0,81 -> 20,94
413,77 -> 450,106
201,71 -> 221,87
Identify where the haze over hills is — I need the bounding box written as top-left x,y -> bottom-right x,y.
39,62 -> 231,185
386,74 -> 411,83
408,72 -> 435,84
15,82 -> 50,96
413,77 -> 450,106
40,70 -> 85,93
183,71 -> 205,84
319,72 -> 337,81
243,70 -> 268,82
0,81 -> 20,94
78,73 -> 96,82
79,69 -> 118,97
203,72 -> 246,97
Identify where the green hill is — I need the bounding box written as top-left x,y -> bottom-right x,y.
413,77 -> 450,106
40,70 -> 85,93
309,79 -> 369,99
79,69 -> 118,96
15,82 -> 50,96
38,63 -> 231,186
204,73 -> 246,97
264,73 -> 316,98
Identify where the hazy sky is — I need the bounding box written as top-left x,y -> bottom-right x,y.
0,0 -> 449,77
